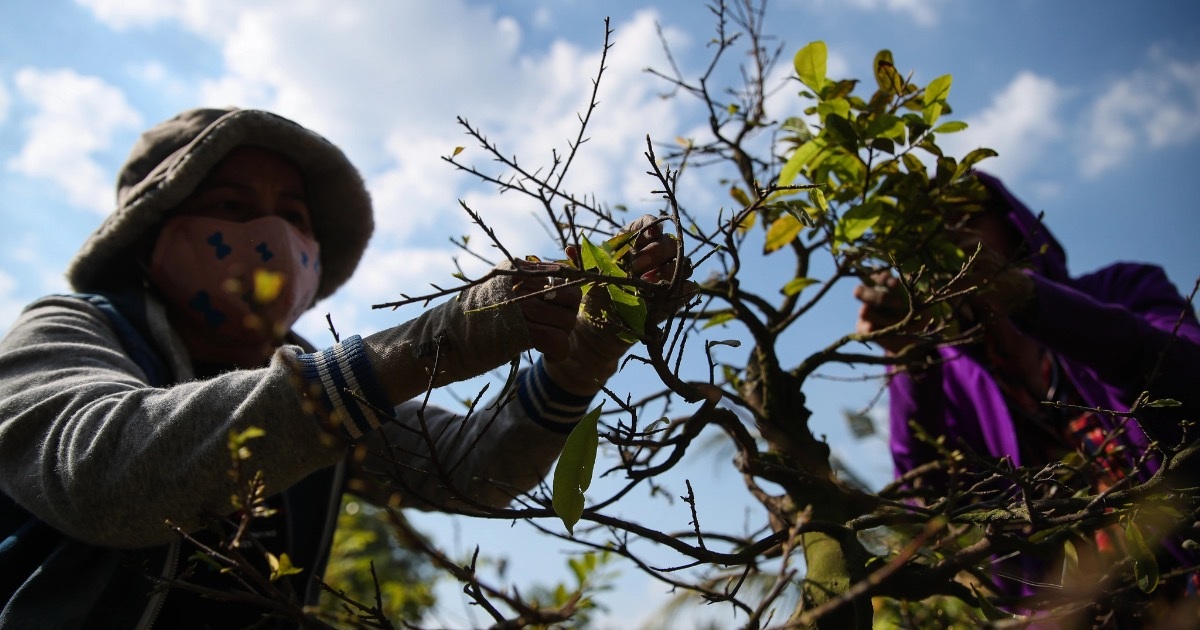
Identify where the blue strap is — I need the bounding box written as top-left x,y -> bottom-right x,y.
66,292 -> 169,387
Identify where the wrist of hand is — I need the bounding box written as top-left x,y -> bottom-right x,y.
542,316 -> 631,396
542,349 -> 620,397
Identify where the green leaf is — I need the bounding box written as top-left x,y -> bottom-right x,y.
730,185 -> 752,208
810,188 -> 828,213
600,230 -> 639,260
816,98 -> 850,123
924,74 -> 952,107
932,120 -> 968,134
607,284 -> 647,336
901,153 -> 927,177
552,404 -> 604,535
1145,398 -> 1182,408
867,138 -> 895,155
873,50 -> 904,94
825,114 -> 858,147
764,214 -> 803,254
956,147 -> 999,179
922,74 -> 952,126
923,101 -> 943,127
793,41 -> 827,93
580,236 -> 627,278
864,113 -> 906,140
782,277 -> 819,297
839,202 -> 883,241
703,312 -> 736,329
1125,521 -> 1160,593
778,138 -> 827,187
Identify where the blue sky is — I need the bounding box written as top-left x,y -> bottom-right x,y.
2,0 -> 1199,626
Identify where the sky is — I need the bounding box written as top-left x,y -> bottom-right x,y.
2,0 -> 1199,627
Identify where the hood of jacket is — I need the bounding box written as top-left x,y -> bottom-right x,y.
973,170 -> 1069,284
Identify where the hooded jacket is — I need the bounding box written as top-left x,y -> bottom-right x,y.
0,109 -> 588,628
888,171 -> 1200,595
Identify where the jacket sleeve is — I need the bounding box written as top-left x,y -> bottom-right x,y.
346,359 -> 592,513
1023,264 -> 1200,408
0,296 -> 345,549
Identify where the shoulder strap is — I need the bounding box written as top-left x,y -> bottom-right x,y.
67,292 -> 170,387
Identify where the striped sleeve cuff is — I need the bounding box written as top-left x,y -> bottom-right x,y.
296,335 -> 392,440
516,358 -> 596,435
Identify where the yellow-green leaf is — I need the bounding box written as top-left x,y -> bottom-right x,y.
810,188 -> 828,213
873,50 -> 904,94
924,74 -> 952,107
730,185 -> 752,208
227,426 -> 266,452
764,214 -> 803,254
839,202 -> 883,241
580,235 -> 627,278
779,138 -> 827,187
735,209 -> 758,234
552,404 -> 604,535
864,113 -> 906,140
793,41 -> 827,93
607,284 -> 646,336
703,312 -> 736,329
923,101 -> 943,127
932,120 -> 968,134
956,147 -> 999,179
901,153 -> 927,177
816,98 -> 850,124
452,146 -> 465,157
782,277 -> 819,297
267,552 -> 304,582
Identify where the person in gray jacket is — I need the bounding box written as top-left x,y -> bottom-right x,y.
0,107 -> 687,628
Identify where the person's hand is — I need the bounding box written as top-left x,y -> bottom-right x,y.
546,215 -> 694,395
952,236 -> 1036,319
512,259 -> 583,362
854,272 -> 918,355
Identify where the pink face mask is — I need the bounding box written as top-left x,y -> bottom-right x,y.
149,215 -> 322,345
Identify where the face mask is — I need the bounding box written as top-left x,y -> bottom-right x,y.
149,215 -> 322,345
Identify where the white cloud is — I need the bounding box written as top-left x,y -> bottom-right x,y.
1080,57 -> 1200,178
6,68 -> 143,214
939,71 -> 1066,183
73,0 -> 183,29
73,0 -> 237,32
799,0 -> 947,27
126,60 -> 190,98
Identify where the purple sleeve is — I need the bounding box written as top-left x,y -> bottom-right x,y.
1023,264 -> 1200,407
888,368 -> 944,477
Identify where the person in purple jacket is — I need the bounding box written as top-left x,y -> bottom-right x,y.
854,171 -> 1200,611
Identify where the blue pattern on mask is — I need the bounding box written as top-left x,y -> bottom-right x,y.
188,290 -> 227,328
206,232 -> 232,259
255,242 -> 274,262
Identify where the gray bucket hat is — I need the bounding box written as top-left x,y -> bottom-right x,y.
66,107 -> 374,301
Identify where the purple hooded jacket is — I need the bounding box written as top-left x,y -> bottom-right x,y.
887,172 -> 1200,592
